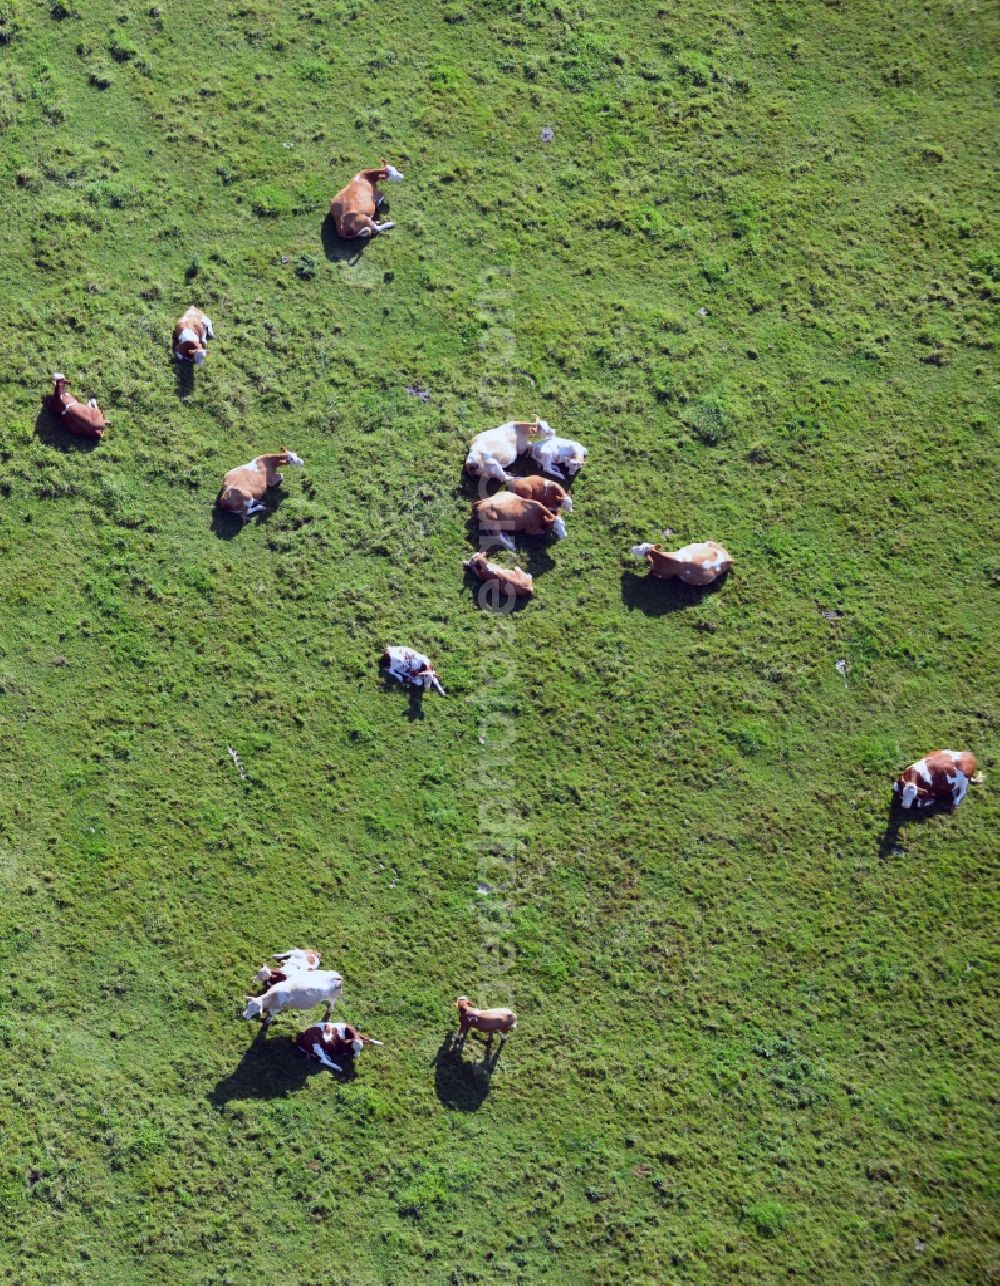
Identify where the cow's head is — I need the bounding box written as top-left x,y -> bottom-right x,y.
280,447 -> 305,467
894,775 -> 923,809
455,996 -> 470,1011
254,966 -> 273,985
551,515 -> 567,540
533,418 -> 554,440
242,997 -> 264,1020
176,329 -> 206,364
383,158 -> 404,182
630,543 -> 657,559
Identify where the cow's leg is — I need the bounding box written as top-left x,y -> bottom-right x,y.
546,462 -> 567,480
323,1000 -> 333,1020
373,220 -> 396,233
245,501 -> 267,518
312,1044 -> 342,1073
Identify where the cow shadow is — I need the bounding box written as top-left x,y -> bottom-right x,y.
321,216 -> 367,264
380,674 -> 427,721
620,569 -> 729,616
877,796 -> 940,859
209,1025 -> 311,1107
432,1031 -> 504,1111
173,357 -> 197,401
34,408 -> 101,452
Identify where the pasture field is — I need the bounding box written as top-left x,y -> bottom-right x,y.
0,0 -> 997,1281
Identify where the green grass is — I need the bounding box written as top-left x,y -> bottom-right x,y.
0,1 -> 997,1281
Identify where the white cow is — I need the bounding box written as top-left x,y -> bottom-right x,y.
465,418 -> 549,483
253,947 -> 321,987
380,646 -> 445,695
242,969 -> 344,1027
528,424 -> 587,479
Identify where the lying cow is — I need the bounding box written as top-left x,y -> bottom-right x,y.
465,419 -> 549,483
173,306 -> 214,365
46,374 -> 106,440
218,448 -> 304,521
631,540 -> 733,586
895,750 -> 978,810
242,968 -> 343,1027
380,646 -> 445,695
254,947 -> 321,990
528,425 -> 587,480
455,996 -> 517,1043
506,475 -> 573,514
294,1021 -> 381,1072
329,160 -> 404,239
464,551 -> 534,599
473,492 -> 567,551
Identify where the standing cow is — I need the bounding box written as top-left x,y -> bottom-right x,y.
329,161 -> 404,239
173,306 -> 214,365
506,475 -> 573,514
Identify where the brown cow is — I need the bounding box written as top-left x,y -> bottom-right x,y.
455,996 -> 517,1043
895,750 -> 977,810
173,306 -> 214,365
329,161 -> 404,240
473,492 -> 567,552
506,475 -> 573,515
631,540 -> 732,586
295,1021 -> 381,1072
218,448 -> 304,521
464,551 -> 534,599
46,374 -> 106,440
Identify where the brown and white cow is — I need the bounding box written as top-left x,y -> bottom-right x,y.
473,492 -> 567,552
895,750 -> 977,810
218,449 -> 304,521
464,551 -> 534,600
294,1021 -> 381,1072
173,306 -> 214,365
46,374 -> 106,440
253,947 -> 321,990
631,540 -> 733,586
329,161 -> 404,239
506,475 -> 573,515
380,646 -> 445,695
455,996 -> 517,1043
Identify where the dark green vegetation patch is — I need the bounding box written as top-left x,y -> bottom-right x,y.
0,0 -> 996,1280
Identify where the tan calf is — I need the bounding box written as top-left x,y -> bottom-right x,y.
506,474 -> 573,514
455,996 -> 517,1043
464,551 -> 534,599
